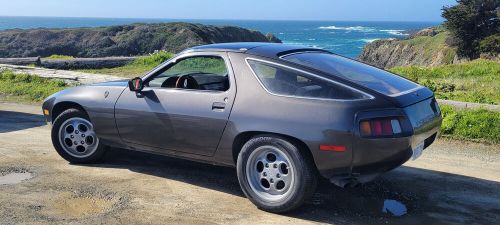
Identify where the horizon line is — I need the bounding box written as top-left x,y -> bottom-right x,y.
0,15 -> 444,23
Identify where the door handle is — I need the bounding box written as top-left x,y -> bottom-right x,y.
212,102 -> 226,110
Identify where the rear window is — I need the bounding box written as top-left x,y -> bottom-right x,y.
283,53 -> 420,96
247,59 -> 370,100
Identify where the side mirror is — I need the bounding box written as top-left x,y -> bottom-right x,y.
128,77 -> 144,92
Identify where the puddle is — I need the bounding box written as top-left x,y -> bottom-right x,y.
382,199 -> 407,216
0,172 -> 33,185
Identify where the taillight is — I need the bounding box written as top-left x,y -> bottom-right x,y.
360,118 -> 401,137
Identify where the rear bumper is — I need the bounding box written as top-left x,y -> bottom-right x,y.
322,99 -> 442,187
326,127 -> 439,187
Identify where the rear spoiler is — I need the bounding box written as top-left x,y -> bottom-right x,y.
390,87 -> 434,108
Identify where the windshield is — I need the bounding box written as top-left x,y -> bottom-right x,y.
283,52 -> 420,96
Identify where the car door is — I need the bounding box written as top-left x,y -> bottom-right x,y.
114,52 -> 236,156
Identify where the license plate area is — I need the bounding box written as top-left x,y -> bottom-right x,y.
412,141 -> 424,160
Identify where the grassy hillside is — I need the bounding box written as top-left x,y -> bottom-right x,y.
0,23 -> 280,58
390,59 -> 500,104
359,29 -> 458,68
399,31 -> 457,65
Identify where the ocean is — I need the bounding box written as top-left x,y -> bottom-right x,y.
0,17 -> 440,59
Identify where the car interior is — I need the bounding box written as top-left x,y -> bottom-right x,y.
251,60 -> 364,100
146,56 -> 230,92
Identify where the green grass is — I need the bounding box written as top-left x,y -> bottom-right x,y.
43,55 -> 75,60
0,69 -> 69,102
440,105 -> 500,144
390,59 -> 500,104
77,51 -> 174,77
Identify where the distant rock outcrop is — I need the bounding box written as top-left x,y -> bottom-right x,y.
0,22 -> 282,58
410,28 -> 439,38
359,28 -> 459,68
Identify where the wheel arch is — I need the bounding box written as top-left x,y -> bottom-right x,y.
51,101 -> 88,122
231,131 -> 318,172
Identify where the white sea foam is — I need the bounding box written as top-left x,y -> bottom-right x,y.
318,26 -> 376,32
361,39 -> 379,43
380,29 -> 408,36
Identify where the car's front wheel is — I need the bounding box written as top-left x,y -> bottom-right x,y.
51,108 -> 106,163
237,135 -> 317,213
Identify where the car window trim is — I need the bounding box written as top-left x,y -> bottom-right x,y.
141,86 -> 229,95
143,53 -> 233,94
245,57 -> 375,101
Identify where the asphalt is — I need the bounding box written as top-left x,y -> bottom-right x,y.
0,103 -> 499,225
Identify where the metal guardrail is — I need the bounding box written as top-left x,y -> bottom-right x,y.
437,99 -> 500,112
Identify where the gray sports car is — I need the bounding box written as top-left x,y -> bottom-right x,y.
42,43 -> 442,212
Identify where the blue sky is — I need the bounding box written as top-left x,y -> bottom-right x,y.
1,0 -> 457,21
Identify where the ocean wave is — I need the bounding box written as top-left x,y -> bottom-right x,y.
318,26 -> 376,32
360,39 -> 379,43
380,29 -> 408,36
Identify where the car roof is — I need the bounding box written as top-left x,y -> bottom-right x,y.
187,42 -> 330,59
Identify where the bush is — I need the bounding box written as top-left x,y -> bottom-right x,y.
389,59 -> 500,104
479,35 -> 500,55
440,105 -> 500,143
131,51 -> 174,67
43,55 -> 75,60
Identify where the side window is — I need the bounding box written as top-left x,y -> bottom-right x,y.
247,59 -> 369,100
147,56 -> 229,91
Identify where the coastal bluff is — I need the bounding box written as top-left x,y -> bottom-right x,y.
358,28 -> 459,68
0,22 -> 281,58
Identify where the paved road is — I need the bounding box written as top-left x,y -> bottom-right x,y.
0,103 -> 499,225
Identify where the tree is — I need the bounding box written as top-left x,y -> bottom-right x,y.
442,0 -> 500,59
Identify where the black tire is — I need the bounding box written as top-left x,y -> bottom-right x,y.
51,108 -> 107,164
237,135 -> 317,213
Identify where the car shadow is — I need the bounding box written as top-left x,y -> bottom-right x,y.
86,148 -> 500,225
0,110 -> 46,133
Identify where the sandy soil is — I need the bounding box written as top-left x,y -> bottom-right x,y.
0,102 -> 499,225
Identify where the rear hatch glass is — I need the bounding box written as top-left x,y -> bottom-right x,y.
282,52 -> 421,96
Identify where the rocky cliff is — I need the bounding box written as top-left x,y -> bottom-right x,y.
358,28 -> 458,68
0,22 -> 281,58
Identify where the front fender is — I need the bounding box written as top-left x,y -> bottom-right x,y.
42,82 -> 128,145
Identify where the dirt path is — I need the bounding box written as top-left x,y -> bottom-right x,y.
0,103 -> 499,225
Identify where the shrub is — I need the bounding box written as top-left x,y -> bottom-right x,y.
132,51 -> 174,67
479,35 -> 500,55
440,105 -> 500,143
43,55 -> 75,60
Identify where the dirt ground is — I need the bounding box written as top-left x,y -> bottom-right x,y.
0,102 -> 499,225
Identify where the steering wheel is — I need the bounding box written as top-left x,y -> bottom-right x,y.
175,75 -> 200,89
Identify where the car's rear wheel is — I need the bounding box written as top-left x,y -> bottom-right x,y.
237,135 -> 317,213
51,108 -> 106,163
